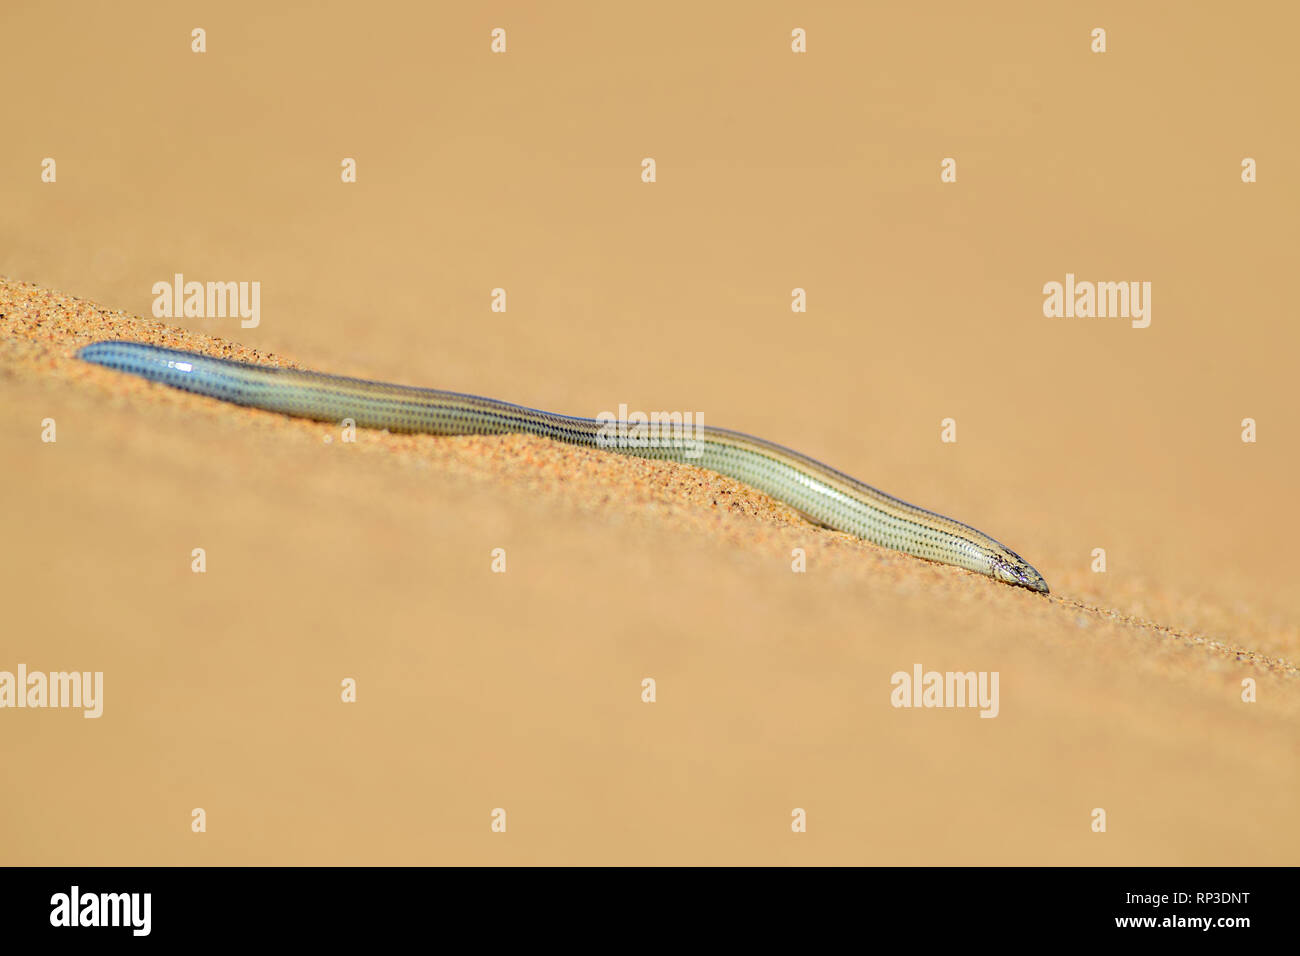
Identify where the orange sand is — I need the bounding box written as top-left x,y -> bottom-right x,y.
2,277 -> 1297,865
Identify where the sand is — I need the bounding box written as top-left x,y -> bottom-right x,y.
3,0 -> 1298,865
2,276 -> 1297,865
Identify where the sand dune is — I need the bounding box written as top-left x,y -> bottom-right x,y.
3,277 -> 1296,864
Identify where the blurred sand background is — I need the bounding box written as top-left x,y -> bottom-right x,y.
2,1 -> 1297,864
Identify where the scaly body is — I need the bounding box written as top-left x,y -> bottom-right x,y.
77,341 -> 1050,592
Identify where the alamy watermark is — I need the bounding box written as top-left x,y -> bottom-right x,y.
891,664 -> 999,718
50,886 -> 150,936
1042,273 -> 1151,328
595,404 -> 705,459
152,273 -> 260,328
0,664 -> 103,718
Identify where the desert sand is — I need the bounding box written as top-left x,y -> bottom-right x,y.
2,277 -> 1297,865
2,2 -> 1298,865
